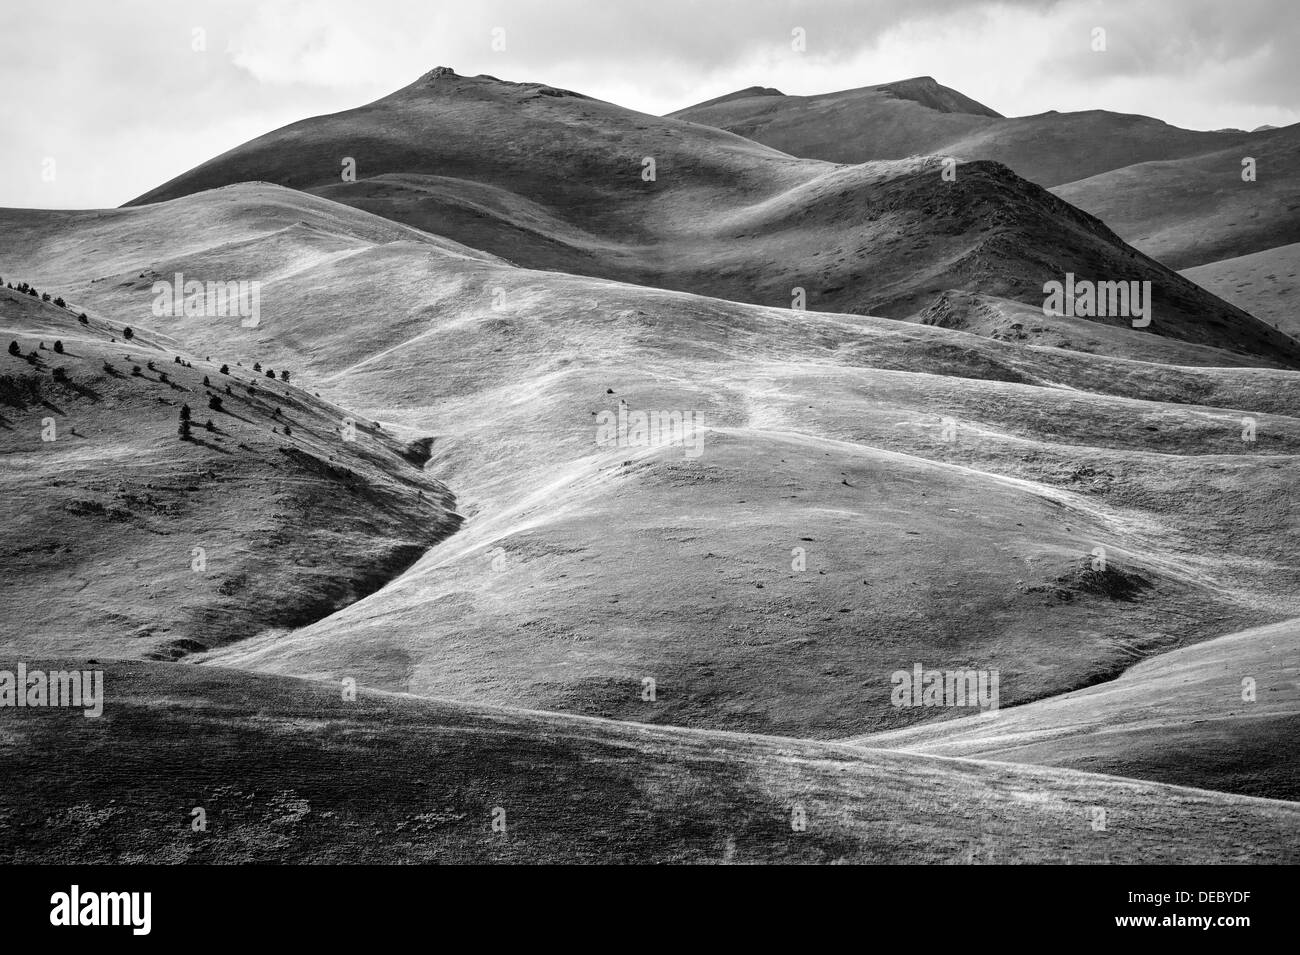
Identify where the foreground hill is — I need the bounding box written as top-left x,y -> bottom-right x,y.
1053,125 -> 1300,269
1181,243 -> 1300,337
848,618 -> 1300,802
670,77 -> 1271,188
1,661 -> 1295,863
118,69 -> 1297,366
6,185 -> 1299,744
0,285 -> 460,660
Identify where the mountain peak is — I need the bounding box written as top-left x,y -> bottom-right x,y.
870,76 -> 1003,118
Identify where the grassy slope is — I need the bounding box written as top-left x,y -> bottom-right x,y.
669,80 -> 1265,188
113,69 -> 1298,366
0,287 -> 460,659
1052,126 -> 1300,269
846,618 -> 1300,802
1,661 -> 1294,864
5,185 -> 1299,744
1181,243 -> 1300,337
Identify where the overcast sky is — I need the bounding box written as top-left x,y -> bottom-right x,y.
2,0 -> 1297,208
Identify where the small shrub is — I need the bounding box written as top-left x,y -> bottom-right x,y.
253,362 -> 262,372
265,369 -> 275,379
52,366 -> 67,382
54,297 -> 66,308
123,327 -> 134,340
220,364 -> 229,374
132,365 -> 142,376
203,375 -> 210,386
78,313 -> 89,325
204,419 -> 215,432
7,341 -> 18,356
53,340 -> 63,354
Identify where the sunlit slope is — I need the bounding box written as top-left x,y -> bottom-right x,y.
1181,242 -> 1300,338
847,618 -> 1300,801
1053,125 -> 1300,269
5,185 -> 1300,739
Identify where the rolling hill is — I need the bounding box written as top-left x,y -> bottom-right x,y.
847,617 -> 1300,802
669,77 -> 1272,189
4,184 -> 1300,744
1053,125 -> 1300,270
1181,243 -> 1300,337
2,660 -> 1295,863
117,68 -> 1299,367
0,282 -> 461,661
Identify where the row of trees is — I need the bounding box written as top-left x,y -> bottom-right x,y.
4,278 -> 67,309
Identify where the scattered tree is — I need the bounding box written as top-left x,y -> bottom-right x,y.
208,395 -> 223,411
102,361 -> 114,373
280,370 -> 290,382
204,419 -> 215,432
78,313 -> 88,324
132,365 -> 142,376
283,423 -> 292,436
52,366 -> 67,382
253,362 -> 262,372
123,327 -> 134,340
265,369 -> 275,379
7,341 -> 19,356
54,297 -> 65,308
146,360 -> 156,371
174,356 -> 182,364
178,417 -> 191,440
219,364 -> 229,374
180,403 -> 191,421
53,340 -> 64,354
203,375 -> 210,387
41,292 -> 51,302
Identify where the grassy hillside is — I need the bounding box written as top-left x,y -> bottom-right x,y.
670,78 -> 1267,188
848,618 -> 1300,802
111,69 -> 1297,366
1,661 -> 1295,864
1053,126 -> 1300,269
5,185 -> 1298,742
1181,243 -> 1300,337
0,285 -> 460,660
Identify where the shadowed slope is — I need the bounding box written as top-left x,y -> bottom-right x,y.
671,78 -> 1273,189
1,661 -> 1295,864
0,286 -> 460,660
